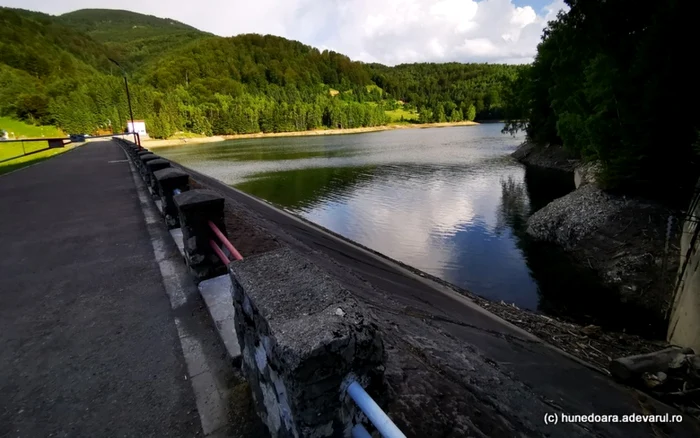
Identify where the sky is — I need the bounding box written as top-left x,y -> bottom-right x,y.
0,0 -> 568,65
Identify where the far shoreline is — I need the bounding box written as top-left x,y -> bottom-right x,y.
142,121 -> 480,148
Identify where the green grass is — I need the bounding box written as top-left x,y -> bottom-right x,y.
365,84 -> 383,95
0,117 -> 64,139
385,108 -> 419,122
0,147 -> 72,176
0,141 -> 52,162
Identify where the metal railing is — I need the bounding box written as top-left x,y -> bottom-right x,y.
344,378 -> 406,438
208,220 -> 243,265
0,137 -> 71,164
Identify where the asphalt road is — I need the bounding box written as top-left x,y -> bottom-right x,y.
0,142 -> 201,437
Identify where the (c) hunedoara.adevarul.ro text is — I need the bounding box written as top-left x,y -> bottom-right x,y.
543,412 -> 683,425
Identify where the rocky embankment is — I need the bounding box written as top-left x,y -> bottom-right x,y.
511,141 -> 580,171
512,143 -> 681,331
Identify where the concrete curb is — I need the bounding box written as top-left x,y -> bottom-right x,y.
121,146 -> 240,436
117,139 -> 243,367
198,275 -> 241,365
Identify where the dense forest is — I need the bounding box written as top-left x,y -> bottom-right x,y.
0,7 -> 520,139
503,0 -> 698,198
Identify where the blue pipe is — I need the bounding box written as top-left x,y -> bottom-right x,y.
346,380 -> 406,438
352,424 -> 372,438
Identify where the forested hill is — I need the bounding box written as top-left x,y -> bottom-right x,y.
371,63 -> 523,121
0,7 -> 521,139
57,9 -> 202,41
503,0 -> 697,199
56,9 -> 208,69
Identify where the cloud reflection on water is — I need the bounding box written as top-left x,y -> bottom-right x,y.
159,125 -> 547,308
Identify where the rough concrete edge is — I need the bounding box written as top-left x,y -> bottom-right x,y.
177,163 -> 618,377
169,228 -> 186,259
198,274 -> 242,366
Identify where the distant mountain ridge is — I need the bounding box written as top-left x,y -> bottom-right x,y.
57,9 -> 205,42
55,9 -> 208,69
0,6 -> 522,138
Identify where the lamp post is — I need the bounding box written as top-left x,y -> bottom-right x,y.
108,58 -> 140,148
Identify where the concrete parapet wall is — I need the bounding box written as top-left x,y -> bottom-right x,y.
668,189 -> 700,353
229,247 -> 386,438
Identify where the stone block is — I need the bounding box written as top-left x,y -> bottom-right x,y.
229,248 -> 386,438
145,159 -> 171,192
137,153 -> 157,169
154,168 -> 190,228
174,190 -> 227,280
139,153 -> 159,163
139,154 -> 160,184
128,146 -> 141,158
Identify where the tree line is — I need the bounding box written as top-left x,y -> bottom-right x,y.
0,7 -> 521,139
503,0 -> 698,199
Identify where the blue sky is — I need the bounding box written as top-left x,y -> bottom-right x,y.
513,0 -> 552,13
0,0 -> 568,64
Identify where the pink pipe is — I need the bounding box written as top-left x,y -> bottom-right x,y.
209,239 -> 230,265
208,220 -> 243,261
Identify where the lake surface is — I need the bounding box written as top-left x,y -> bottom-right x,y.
158,124 -> 585,314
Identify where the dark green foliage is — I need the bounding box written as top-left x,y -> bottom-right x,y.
57,9 -> 201,41
56,9 -> 209,70
1,7 -> 522,140
0,8 -> 112,75
370,62 -> 523,120
504,0 -> 699,199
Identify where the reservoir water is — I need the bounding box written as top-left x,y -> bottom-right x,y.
158,124 -> 587,316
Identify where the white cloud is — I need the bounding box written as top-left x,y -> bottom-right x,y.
0,0 -> 568,64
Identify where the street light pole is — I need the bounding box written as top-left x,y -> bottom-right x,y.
108,58 -> 140,148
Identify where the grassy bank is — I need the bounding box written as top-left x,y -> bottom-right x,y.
385,108 -> 419,123
143,121 -> 479,148
0,146 -> 75,176
0,141 -> 52,162
0,117 -> 64,139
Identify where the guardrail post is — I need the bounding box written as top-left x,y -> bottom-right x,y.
145,159 -> 171,193
154,168 -> 190,228
135,150 -> 151,164
135,150 -> 152,167
173,189 -> 227,280
138,154 -> 159,184
126,144 -> 140,158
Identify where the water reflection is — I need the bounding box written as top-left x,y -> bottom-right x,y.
236,166 -> 375,211
158,125 -> 586,313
